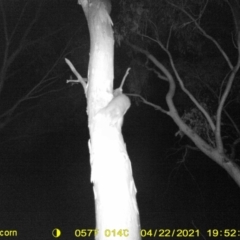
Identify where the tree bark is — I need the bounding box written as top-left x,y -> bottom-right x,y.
78,0 -> 141,239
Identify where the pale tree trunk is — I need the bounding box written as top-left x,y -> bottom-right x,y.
78,0 -> 141,239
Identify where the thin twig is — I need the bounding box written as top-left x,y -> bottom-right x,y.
127,93 -> 169,114
65,58 -> 87,92
195,72 -> 240,136
168,1 -> 233,70
216,54 -> 240,152
120,67 -> 131,90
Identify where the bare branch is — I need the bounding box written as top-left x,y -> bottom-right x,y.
9,1 -> 29,43
168,1 -> 233,70
141,34 -> 216,132
224,110 -> 240,136
0,86 -> 67,129
195,72 -> 240,135
19,2 -> 43,47
166,24 -> 173,50
0,36 -> 73,128
25,76 -> 59,98
198,0 -> 209,26
128,93 -> 169,114
161,42 -> 216,131
213,0 -> 240,151
119,67 -> 131,90
65,58 -> 87,93
0,1 -> 45,95
0,0 -> 9,42
216,51 -> 240,153
219,71 -> 231,102
24,86 -> 67,100
126,42 -> 176,98
145,64 -> 168,81
127,43 -> 223,162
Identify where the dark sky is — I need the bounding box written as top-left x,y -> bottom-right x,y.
0,0 -> 240,239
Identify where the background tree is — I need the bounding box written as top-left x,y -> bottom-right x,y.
0,0 -> 83,133
115,0 -> 240,187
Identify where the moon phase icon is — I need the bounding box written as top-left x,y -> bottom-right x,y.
52,228 -> 61,238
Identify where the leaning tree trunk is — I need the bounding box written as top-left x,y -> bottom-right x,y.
78,0 -> 141,239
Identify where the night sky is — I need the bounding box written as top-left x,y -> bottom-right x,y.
0,0 -> 240,239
